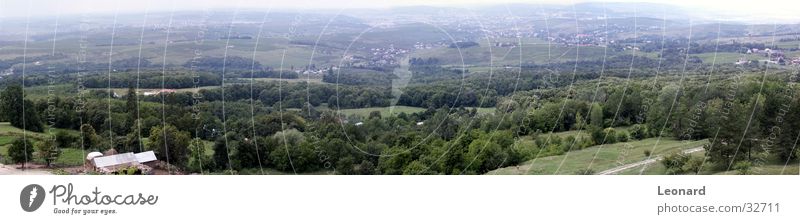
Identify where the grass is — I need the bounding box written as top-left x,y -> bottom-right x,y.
487,138 -> 709,175
53,148 -> 88,167
0,122 -> 84,166
337,106 -> 427,117
233,77 -> 325,84
617,150 -> 706,175
691,52 -> 766,64
624,150 -> 800,175
0,136 -> 15,146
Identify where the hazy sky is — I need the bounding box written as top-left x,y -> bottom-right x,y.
0,0 -> 797,21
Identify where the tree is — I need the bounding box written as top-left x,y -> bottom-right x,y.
147,124 -> 191,168
124,85 -> 138,135
378,146 -> 413,175
356,160 -> 376,175
589,103 -> 604,128
36,137 -> 60,167
235,138 -> 262,169
122,132 -> 143,153
1,85 -> 43,132
79,124 -> 99,151
187,138 -> 210,173
54,130 -> 78,148
336,156 -> 355,174
464,136 -> 508,174
7,138 -> 34,170
704,101 -> 749,169
776,95 -> 800,161
212,137 -> 231,171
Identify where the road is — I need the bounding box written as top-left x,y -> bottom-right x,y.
0,163 -> 52,175
597,147 -> 704,175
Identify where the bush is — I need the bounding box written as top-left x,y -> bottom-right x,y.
588,125 -> 605,144
629,124 -> 648,140
733,161 -> 752,175
662,153 -> 690,175
616,131 -> 629,142
55,131 -> 78,148
643,150 -> 652,157
603,128 -> 617,144
7,138 -> 34,169
684,157 -> 705,174
36,137 -> 60,167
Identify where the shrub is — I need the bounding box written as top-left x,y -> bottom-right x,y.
662,153 -> 690,175
616,131 -> 629,142
7,138 -> 34,169
603,128 -> 617,144
629,124 -> 648,140
733,161 -> 753,175
55,131 -> 78,148
684,157 -> 705,174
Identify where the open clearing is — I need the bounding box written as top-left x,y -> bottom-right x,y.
487,138 -> 709,175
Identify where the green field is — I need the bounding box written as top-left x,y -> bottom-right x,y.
691,52 -> 767,64
0,122 -> 84,166
487,138 -> 709,175
337,106 -> 427,117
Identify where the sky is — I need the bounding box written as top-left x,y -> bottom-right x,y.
0,0 -> 798,22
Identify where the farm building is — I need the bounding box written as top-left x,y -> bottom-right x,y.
88,151 -> 158,174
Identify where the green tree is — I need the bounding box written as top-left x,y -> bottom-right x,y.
79,124 -> 99,151
187,138 -> 209,173
336,156 -> 355,174
124,85 -> 138,135
356,160 -> 376,175
122,132 -> 143,153
7,138 -> 34,170
54,130 -> 78,148
589,103 -> 604,128
378,146 -> 413,174
1,85 -> 43,132
704,101 -> 749,169
147,124 -> 191,168
235,138 -> 262,169
776,95 -> 800,161
36,137 -> 61,167
212,137 -> 231,171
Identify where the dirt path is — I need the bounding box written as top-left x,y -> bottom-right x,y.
597,147 -> 704,175
0,163 -> 52,175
